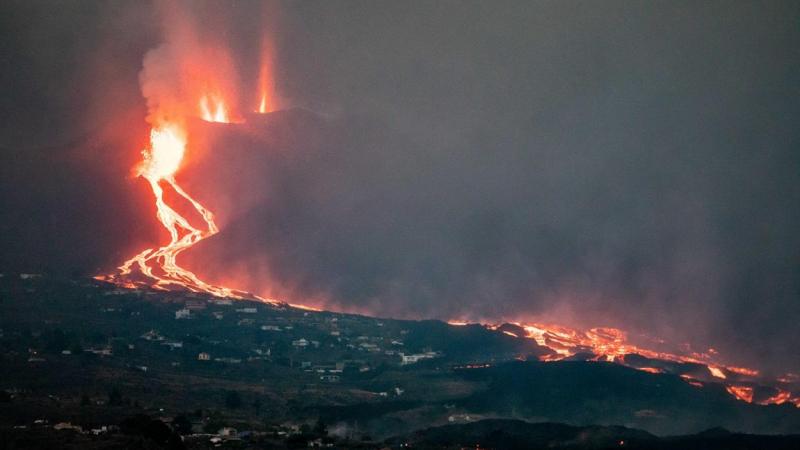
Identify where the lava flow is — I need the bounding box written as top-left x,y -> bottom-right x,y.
99,121 -> 250,299
98,3 -> 280,301
451,320 -> 800,408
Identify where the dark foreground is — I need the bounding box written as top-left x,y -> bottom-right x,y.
3,418 -> 800,449
1,275 -> 799,449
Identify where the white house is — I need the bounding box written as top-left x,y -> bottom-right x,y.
399,352 -> 438,365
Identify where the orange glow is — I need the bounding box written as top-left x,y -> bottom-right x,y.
761,390 -> 792,406
726,385 -> 754,403
137,125 -> 186,180
708,366 -> 727,379
199,93 -> 235,123
106,120 -> 250,298
473,320 -> 800,407
511,321 -> 752,379
778,373 -> 800,384
256,36 -> 277,113
680,375 -> 704,388
289,303 -> 322,312
727,366 -> 760,377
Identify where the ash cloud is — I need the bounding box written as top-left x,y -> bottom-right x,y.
1,1 -> 799,374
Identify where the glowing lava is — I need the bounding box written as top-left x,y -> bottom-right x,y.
100,6 -> 280,303
454,320 -> 800,408
101,121 -> 249,298
200,93 -> 232,123
726,385 -> 754,403
100,116 -> 263,300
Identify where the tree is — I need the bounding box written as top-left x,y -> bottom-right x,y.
252,397 -> 262,415
108,387 -> 123,406
43,329 -> 67,353
313,418 -> 327,437
224,391 -> 242,409
172,415 -> 192,435
80,394 -> 90,406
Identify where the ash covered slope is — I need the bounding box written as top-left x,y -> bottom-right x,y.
1,274 -> 799,441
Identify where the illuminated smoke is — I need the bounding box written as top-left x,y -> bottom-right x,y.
98,1 -> 270,300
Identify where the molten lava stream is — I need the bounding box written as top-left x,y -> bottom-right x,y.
106,124 -> 245,299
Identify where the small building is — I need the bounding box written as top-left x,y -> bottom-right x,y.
448,414 -> 474,423
292,338 -> 309,348
86,347 -> 113,357
399,352 -> 438,365
214,357 -> 242,364
359,343 -> 380,352
198,352 -> 211,361
141,330 -> 164,341
53,422 -> 83,432
217,427 -> 237,437
175,308 -> 191,320
236,307 -> 257,314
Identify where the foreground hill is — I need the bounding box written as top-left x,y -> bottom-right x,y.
390,419 -> 800,450
0,274 -> 799,448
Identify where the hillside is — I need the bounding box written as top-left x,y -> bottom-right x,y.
1,274 -> 799,448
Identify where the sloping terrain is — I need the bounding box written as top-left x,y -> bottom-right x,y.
0,274 -> 799,448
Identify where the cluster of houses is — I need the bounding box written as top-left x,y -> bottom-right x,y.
17,285 -> 445,386
162,298 -> 444,373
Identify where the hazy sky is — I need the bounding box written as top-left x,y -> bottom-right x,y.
1,1 -> 798,373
